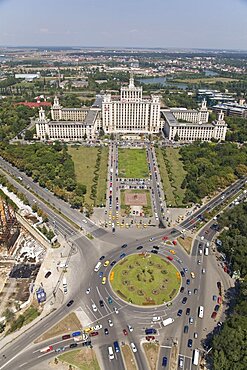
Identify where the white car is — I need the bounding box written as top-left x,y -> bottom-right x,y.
200,236 -> 204,241
127,325 -> 134,332
92,303 -> 97,312
114,307 -> 119,314
152,316 -> 161,322
130,342 -> 137,353
86,288 -> 91,294
108,319 -> 114,327
93,324 -> 103,331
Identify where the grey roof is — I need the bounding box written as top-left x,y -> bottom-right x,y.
48,121 -> 89,127
84,109 -> 98,126
92,95 -> 103,108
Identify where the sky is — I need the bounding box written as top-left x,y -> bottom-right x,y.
0,0 -> 247,50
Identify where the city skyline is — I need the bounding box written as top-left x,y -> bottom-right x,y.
0,0 -> 247,50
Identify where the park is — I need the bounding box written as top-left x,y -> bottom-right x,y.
110,253 -> 181,306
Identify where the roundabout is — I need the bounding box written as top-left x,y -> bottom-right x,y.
109,253 -> 181,306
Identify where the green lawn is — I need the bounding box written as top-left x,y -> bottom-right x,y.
110,254 -> 180,305
118,148 -> 149,178
68,146 -> 108,206
156,147 -> 186,207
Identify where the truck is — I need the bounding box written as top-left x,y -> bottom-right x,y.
192,349 -> 200,366
40,345 -> 53,353
63,277 -> 68,294
204,247 -> 209,256
73,335 -> 83,342
162,318 -> 174,327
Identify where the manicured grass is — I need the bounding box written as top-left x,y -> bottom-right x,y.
35,312 -> 82,343
156,147 -> 186,207
173,77 -> 239,84
110,254 -> 180,305
118,148 -> 149,178
58,349 -> 100,370
120,189 -> 152,217
68,146 -> 108,206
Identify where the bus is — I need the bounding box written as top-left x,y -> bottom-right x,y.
193,349 -> 200,366
198,306 -> 204,319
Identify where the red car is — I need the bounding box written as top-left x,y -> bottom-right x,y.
146,336 -> 155,341
211,311 -> 217,319
217,296 -> 222,304
90,331 -> 99,337
172,240 -> 177,245
167,256 -> 173,261
123,329 -> 128,336
162,236 -> 168,241
62,334 -> 70,340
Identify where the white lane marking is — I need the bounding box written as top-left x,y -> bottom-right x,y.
0,352 -> 24,370
18,362 -> 27,368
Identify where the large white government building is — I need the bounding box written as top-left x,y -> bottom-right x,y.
35,75 -> 227,142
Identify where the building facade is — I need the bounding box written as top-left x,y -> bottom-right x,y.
102,75 -> 161,134
171,99 -> 209,124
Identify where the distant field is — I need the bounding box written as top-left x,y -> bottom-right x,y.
173,77 -> 239,84
118,148 -> 149,178
156,147 -> 186,207
68,146 -> 108,206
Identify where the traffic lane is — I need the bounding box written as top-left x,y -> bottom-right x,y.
99,344 -> 125,370
157,346 -> 171,370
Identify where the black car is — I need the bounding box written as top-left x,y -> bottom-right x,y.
110,260 -> 116,267
177,309 -> 183,316
186,308 -> 191,315
99,255 -> 105,261
67,300 -> 74,307
99,300 -> 104,308
145,328 -> 157,335
182,297 -> 187,304
45,271 -> 51,279
188,339 -> 193,348
171,229 -> 177,234
180,287 -> 185,293
180,271 -> 185,277
214,304 -> 220,312
137,245 -> 143,250
70,343 -> 78,348
184,325 -> 189,334
104,328 -> 109,335
186,279 -> 190,285
151,250 -> 158,254
82,341 -> 92,347
153,245 -> 159,250
121,244 -> 128,248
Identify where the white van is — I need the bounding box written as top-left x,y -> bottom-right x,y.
204,247 -> 209,256
108,346 -> 114,360
94,261 -> 102,272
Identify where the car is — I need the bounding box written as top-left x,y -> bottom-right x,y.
146,335 -> 155,341
123,329 -> 128,336
194,288 -> 198,295
186,279 -> 190,285
62,334 -> 70,340
177,309 -> 183,316
152,316 -> 161,322
104,260 -> 110,267
86,288 -> 91,295
162,236 -> 168,241
218,296 -> 223,304
211,311 -> 217,319
127,325 -> 134,332
92,303 -> 97,312
121,244 -> 128,248
201,236 -> 204,241
90,331 -> 99,337
178,357 -> 184,368
108,319 -> 113,327
70,343 -> 78,348
137,245 -> 143,250
186,308 -> 191,315
180,287 -> 185,293
45,271 -> 51,279
167,256 -> 173,261
188,339 -> 193,348
119,253 -> 126,259
153,245 -> 159,250
182,297 -> 187,304
145,328 -> 157,335
114,307 -> 119,314
130,342 -> 137,353
202,268 -> 206,274
162,356 -> 168,367
180,271 -> 185,277
188,290 -> 192,295
172,240 -> 177,245
55,346 -> 65,353
102,277 -> 106,285
183,267 -> 188,273
93,324 -> 103,331
110,260 -> 116,266
99,300 -> 104,307
151,250 -> 158,254
169,249 -> 176,254
213,295 -> 217,301
99,271 -> 103,278
99,255 -> 105,261
104,328 -> 109,335
67,300 -> 74,307
108,296 -> 113,304
189,317 -> 194,324
190,272 -> 195,279
184,325 -> 189,334
194,332 -> 198,339
149,237 -> 154,241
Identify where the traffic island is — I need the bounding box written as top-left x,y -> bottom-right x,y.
121,344 -> 138,370
56,348 -> 100,370
110,253 -> 181,306
143,342 -> 160,370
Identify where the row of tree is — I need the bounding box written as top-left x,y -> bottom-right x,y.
210,204 -> 247,369
179,142 -> 247,204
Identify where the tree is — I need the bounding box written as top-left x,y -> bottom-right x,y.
24,130 -> 33,141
